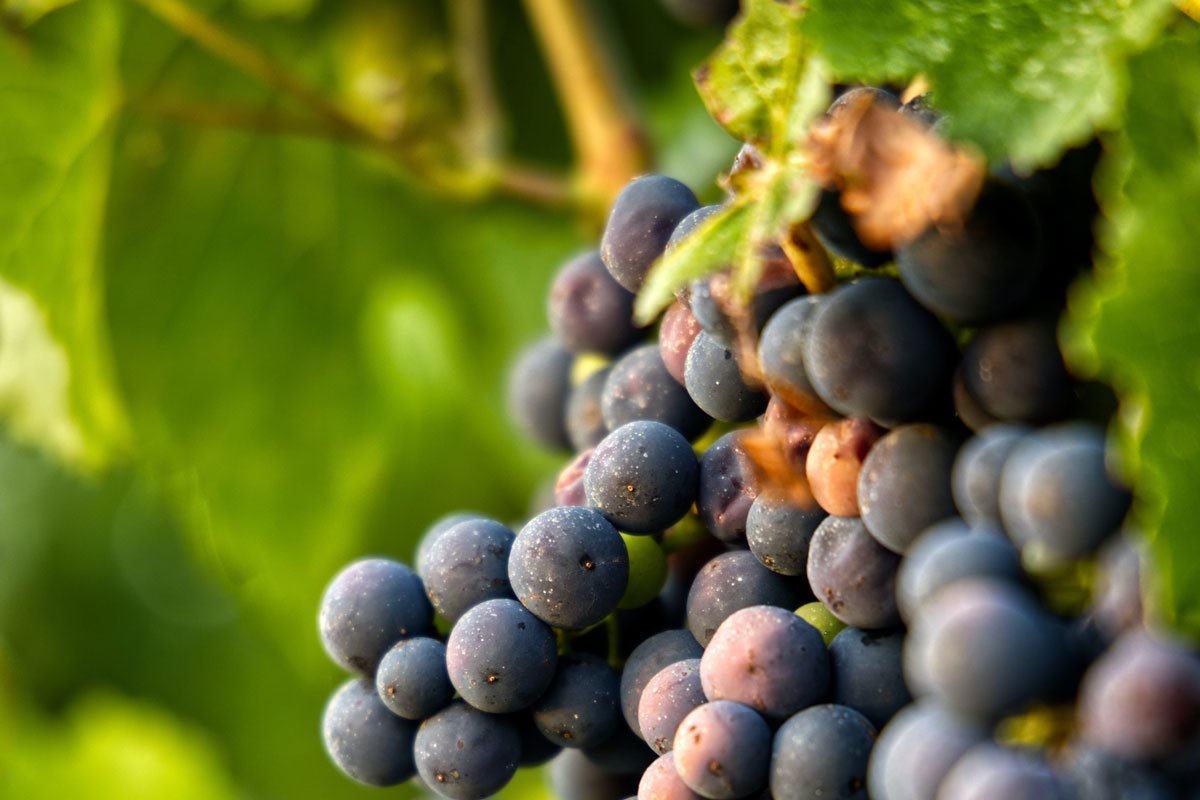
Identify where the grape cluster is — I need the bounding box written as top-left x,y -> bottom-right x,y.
318,88 -> 1200,800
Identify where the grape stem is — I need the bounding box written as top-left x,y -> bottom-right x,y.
128,0 -> 573,207
522,0 -> 650,213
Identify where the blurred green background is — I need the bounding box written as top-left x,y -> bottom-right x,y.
0,0 -> 738,797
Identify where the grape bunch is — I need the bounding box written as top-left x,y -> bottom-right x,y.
317,86 -> 1200,800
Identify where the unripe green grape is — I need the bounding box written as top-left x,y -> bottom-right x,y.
618,533 -> 668,609
797,601 -> 847,646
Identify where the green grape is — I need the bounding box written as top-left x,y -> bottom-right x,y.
618,533 -> 668,609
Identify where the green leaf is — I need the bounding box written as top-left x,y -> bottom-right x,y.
694,0 -> 814,151
0,0 -> 130,468
802,0 -> 1175,169
0,692 -> 240,800
634,201 -> 751,325
1063,33 -> 1200,639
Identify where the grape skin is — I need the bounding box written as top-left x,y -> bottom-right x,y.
699,605 -> 830,721
950,425 -> 1031,525
318,557 -> 433,676
533,653 -> 623,749
509,506 -> 630,629
422,517 -> 516,623
600,175 -> 700,293
757,295 -> 834,415
659,301 -> 703,386
507,336 -> 573,451
620,630 -> 705,737
857,424 -> 960,555
746,494 -> 826,577
828,627 -> 911,730
696,430 -> 760,544
602,344 -> 712,441
375,636 -> 454,720
445,598 -> 558,713
549,250 -> 642,355
683,331 -> 768,423
584,420 -> 700,535
806,417 -> 885,517
806,516 -> 901,630
568,367 -> 613,451
413,701 -> 521,800
867,701 -> 987,800
322,678 -> 419,787
687,550 -> 812,647
673,700 -> 772,800
638,658 -> 705,755
769,704 -> 876,800
935,743 -> 1069,800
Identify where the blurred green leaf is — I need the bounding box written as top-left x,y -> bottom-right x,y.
802,0 -> 1174,168
2,0 -> 78,26
1063,33 -> 1200,639
0,692 -> 240,800
0,0 -> 130,468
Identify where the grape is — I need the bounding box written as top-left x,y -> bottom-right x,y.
806,516 -> 901,630
811,189 -> 893,268
638,658 -> 705,754
699,605 -> 830,720
557,448 -> 595,508
533,653 -> 622,749
895,518 -> 1024,623
1091,534 -> 1147,637
510,506 -> 629,629
672,700 -> 772,799
746,494 -> 826,576
867,702 -> 987,800
619,532 -> 669,610
952,364 -> 1000,433
857,424 -> 960,554
549,250 -> 642,355
1078,631 -> 1200,763
904,579 -> 1062,720
762,395 -> 823,473
638,752 -> 704,800
568,367 -> 613,451
950,425 -> 1031,524
659,301 -> 703,386
550,749 -> 640,800
602,344 -> 712,441
620,630 -> 705,736
769,704 -> 876,800
797,601 -> 847,646
508,336 -> 573,450
375,636 -> 454,720
668,204 -> 724,252
414,701 -> 520,799
757,295 -> 834,415
935,744 -> 1068,800
803,279 -> 952,423
600,175 -> 700,293
445,598 -> 558,713
828,627 -> 911,729
583,722 -> 657,775
806,417 -> 885,517
683,331 -> 768,423
585,420 -> 700,534
318,557 -> 433,676
416,511 -> 485,577
697,430 -> 760,544
422,517 -> 516,622
687,550 -> 812,647
322,678 -> 418,786
896,179 -> 1041,323
689,267 -> 803,349
999,423 -> 1132,561
960,316 -> 1073,424
1062,746 -> 1177,800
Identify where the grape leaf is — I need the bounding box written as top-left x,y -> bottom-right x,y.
0,0 -> 131,468
694,0 -> 817,153
633,201 -> 751,324
1063,33 -> 1200,639
802,0 -> 1175,169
